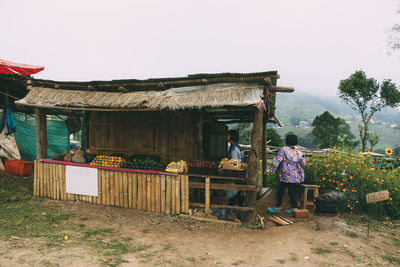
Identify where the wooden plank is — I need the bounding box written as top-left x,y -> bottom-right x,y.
128,172 -> 133,208
115,171 -> 120,207
52,164 -> 57,200
175,175 -> 181,213
165,176 -> 171,214
105,170 -> 110,206
100,170 -> 106,205
137,174 -> 142,209
160,175 -> 166,213
33,161 -> 37,197
59,164 -> 64,200
180,175 -> 186,213
109,171 -> 115,206
189,182 -> 257,191
205,177 -> 210,214
54,164 -> 59,200
178,214 -> 241,226
185,175 -> 189,213
119,172 -> 124,207
155,175 -> 161,213
366,190 -> 390,203
45,163 -> 50,198
133,173 -> 138,209
142,174 -> 147,210
146,175 -> 151,211
96,170 -> 101,205
123,172 -> 128,208
171,176 -> 176,213
151,175 -> 156,212
190,202 -> 255,211
188,173 -> 245,182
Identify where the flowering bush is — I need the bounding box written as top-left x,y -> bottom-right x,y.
303,148 -> 400,219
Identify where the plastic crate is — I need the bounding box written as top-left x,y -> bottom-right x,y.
5,159 -> 34,176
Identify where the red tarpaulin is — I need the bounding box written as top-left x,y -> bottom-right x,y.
0,58 -> 44,76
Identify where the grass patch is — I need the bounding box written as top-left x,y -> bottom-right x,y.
312,247 -> 332,254
186,257 -> 196,263
329,241 -> 338,246
381,252 -> 400,264
141,229 -> 150,234
232,260 -> 246,265
276,259 -> 285,264
83,228 -> 114,239
289,252 -> 298,262
391,237 -> 400,247
343,231 -> 358,238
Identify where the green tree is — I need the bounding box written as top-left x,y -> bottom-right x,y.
368,132 -> 380,151
338,70 -> 400,151
266,128 -> 283,147
311,111 -> 358,149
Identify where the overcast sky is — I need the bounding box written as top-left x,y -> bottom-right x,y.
2,0 -> 400,96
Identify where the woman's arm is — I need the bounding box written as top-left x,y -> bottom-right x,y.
266,148 -> 285,173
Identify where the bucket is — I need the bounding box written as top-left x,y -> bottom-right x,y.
315,214 -> 337,231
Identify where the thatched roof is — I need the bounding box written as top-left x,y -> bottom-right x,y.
16,83 -> 268,111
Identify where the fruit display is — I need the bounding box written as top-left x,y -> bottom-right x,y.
90,155 -> 126,167
120,155 -> 165,171
165,160 -> 188,173
218,158 -> 247,170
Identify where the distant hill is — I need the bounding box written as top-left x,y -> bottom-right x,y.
272,92 -> 400,150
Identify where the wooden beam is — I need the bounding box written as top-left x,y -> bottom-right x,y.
190,202 -> 255,211
189,182 -> 257,191
35,109 -> 47,159
178,214 -> 241,225
245,106 -> 264,222
268,86 -> 294,93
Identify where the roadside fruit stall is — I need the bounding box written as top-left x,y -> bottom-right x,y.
16,71 -> 294,222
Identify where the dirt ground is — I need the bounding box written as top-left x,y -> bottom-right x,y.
1,191 -> 399,267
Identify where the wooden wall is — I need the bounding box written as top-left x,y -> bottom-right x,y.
88,110 -> 200,162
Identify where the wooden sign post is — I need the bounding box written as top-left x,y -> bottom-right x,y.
365,190 -> 390,238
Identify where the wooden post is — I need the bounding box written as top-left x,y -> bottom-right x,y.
35,109 -> 47,159
245,106 -> 264,222
151,175 -> 156,212
123,172 -> 128,208
262,114 -> 268,187
205,177 -> 210,214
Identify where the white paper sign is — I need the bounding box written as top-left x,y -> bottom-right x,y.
66,166 -> 98,196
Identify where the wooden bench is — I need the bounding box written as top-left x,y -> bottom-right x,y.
301,184 -> 320,210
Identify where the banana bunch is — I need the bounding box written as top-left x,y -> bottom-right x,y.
165,160 -> 188,173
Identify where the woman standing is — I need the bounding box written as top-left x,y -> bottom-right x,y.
266,134 -> 306,214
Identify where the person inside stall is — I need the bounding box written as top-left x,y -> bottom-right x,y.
225,130 -> 271,205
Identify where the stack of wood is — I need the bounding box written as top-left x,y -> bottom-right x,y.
268,215 -> 293,226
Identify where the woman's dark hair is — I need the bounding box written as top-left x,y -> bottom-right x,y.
227,130 -> 240,142
285,134 -> 298,146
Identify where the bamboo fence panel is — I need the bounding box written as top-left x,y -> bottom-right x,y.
35,162 -> 189,215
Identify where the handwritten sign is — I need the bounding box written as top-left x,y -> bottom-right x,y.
366,190 -> 389,204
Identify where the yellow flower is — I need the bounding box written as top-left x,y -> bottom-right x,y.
358,152 -> 363,157
343,189 -> 346,192
390,197 -> 393,201
385,148 -> 393,156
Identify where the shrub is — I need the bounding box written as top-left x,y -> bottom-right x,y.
303,148 -> 400,219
